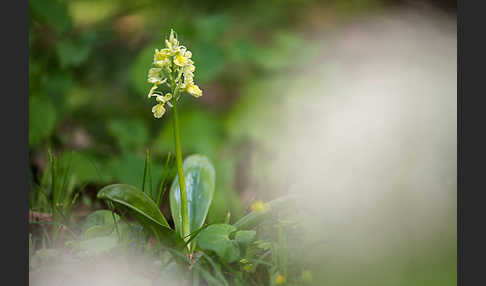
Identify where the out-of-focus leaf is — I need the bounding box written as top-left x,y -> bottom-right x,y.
57,32 -> 96,67
107,118 -> 149,151
227,40 -> 257,63
66,86 -> 91,110
44,73 -> 75,94
82,225 -> 115,240
58,152 -> 106,186
194,14 -> 229,43
44,73 -> 75,110
252,31 -> 304,70
105,153 -> 145,187
30,0 -> 72,33
191,42 -> 225,84
235,230 -> 256,256
29,96 -> 57,146
223,78 -> 286,145
69,0 -> 119,27
170,155 -> 215,239
153,109 -> 222,158
82,210 -> 120,232
105,153 -> 162,189
196,224 -> 240,263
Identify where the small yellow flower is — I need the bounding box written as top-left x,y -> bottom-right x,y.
148,68 -> 164,84
243,264 -> 253,272
173,48 -> 192,67
250,200 -> 269,213
275,274 -> 286,285
184,64 -> 195,74
152,103 -> 166,118
183,72 -> 194,85
185,82 -> 202,98
174,52 -> 189,67
153,49 -> 171,67
165,29 -> 179,51
183,49 -> 192,59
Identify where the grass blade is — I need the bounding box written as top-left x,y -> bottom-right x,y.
141,149 -> 153,199
156,152 -> 172,206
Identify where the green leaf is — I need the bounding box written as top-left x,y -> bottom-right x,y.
252,31 -> 305,71
106,152 -> 163,189
141,149 -> 153,199
81,210 -> 119,239
235,230 -> 256,256
30,0 -> 72,34
169,155 -> 216,239
107,118 -> 149,151
82,210 -> 120,232
97,184 -> 183,249
97,184 -> 169,226
194,14 -> 229,43
191,42 -> 225,84
57,151 -> 106,186
57,32 -> 96,67
29,96 -> 57,147
82,225 -> 114,240
196,224 -> 240,263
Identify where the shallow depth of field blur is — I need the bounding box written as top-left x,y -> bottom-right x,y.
29,0 -> 456,285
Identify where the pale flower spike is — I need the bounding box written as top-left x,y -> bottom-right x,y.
146,29 -> 202,118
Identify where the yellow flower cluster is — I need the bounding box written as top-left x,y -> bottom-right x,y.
147,29 -> 202,118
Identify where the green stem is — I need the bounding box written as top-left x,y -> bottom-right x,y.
108,202 -> 121,241
172,98 -> 190,246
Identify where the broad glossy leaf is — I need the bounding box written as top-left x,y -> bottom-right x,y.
97,184 -> 168,226
170,155 -> 216,238
97,184 -> 184,249
196,224 -> 240,263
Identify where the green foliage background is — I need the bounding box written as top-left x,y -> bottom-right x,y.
30,0 -> 355,221
29,0 -> 456,285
